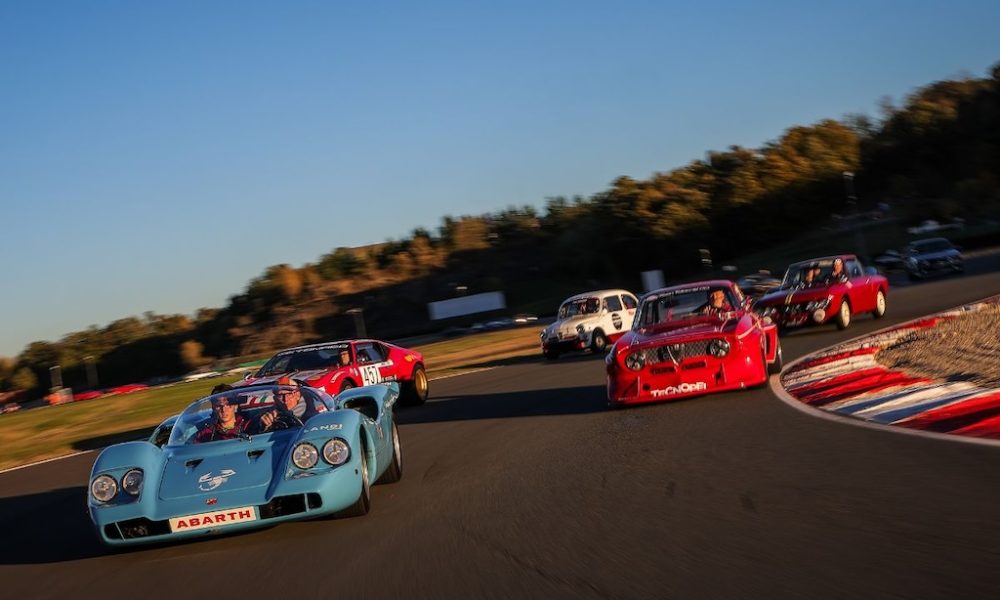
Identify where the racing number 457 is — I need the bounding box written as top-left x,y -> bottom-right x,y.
360,365 -> 383,386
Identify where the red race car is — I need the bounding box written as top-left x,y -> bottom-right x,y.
606,280 -> 782,407
238,339 -> 428,405
753,255 -> 888,330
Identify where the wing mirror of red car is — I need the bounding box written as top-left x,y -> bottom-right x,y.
243,371 -> 253,380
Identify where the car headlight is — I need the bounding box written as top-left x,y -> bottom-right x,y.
122,469 -> 144,496
708,339 -> 731,358
322,438 -> 350,465
91,474 -> 118,503
624,352 -> 645,371
292,443 -> 319,469
805,296 -> 833,311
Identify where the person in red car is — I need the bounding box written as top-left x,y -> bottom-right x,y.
697,288 -> 733,316
826,258 -> 849,284
194,395 -> 250,443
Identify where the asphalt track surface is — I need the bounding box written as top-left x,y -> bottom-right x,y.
2,256 -> 999,600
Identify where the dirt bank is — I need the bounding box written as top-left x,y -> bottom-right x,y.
877,304 -> 1000,387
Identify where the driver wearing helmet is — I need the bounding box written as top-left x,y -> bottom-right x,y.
697,288 -> 734,316
194,395 -> 250,443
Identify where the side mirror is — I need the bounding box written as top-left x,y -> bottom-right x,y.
865,266 -> 879,276
243,371 -> 253,381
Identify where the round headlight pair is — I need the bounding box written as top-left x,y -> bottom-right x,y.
624,352 -> 645,371
91,469 -> 143,503
708,339 -> 731,358
292,439 -> 351,469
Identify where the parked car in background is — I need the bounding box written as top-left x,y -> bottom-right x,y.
754,255 -> 888,331
904,237 -> 964,280
606,280 -> 781,407
540,289 -> 639,359
736,271 -> 782,298
873,249 -> 906,272
239,339 -> 428,405
906,218 -> 964,235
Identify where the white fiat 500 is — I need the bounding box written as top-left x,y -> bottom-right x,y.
540,289 -> 639,359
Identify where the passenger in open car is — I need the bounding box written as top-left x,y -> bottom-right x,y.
194,395 -> 251,442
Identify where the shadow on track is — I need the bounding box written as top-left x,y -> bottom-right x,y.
0,486 -> 106,564
397,383 -> 608,425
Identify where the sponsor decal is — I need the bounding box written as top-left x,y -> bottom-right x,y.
169,507 -> 256,532
650,382 -> 708,397
612,313 -> 623,330
306,423 -> 344,432
198,469 -> 236,492
404,354 -> 415,362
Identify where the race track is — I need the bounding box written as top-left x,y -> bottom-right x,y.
3,256 -> 1000,599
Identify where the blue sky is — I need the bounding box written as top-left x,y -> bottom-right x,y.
2,0 -> 998,357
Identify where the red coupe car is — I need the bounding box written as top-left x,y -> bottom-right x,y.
753,255 -> 888,330
237,339 -> 429,405
606,281 -> 782,407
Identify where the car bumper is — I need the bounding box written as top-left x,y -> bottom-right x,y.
90,458 -> 365,546
541,338 -> 587,354
607,352 -> 766,406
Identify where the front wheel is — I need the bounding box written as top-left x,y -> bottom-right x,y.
543,349 -> 560,361
402,364 -> 428,406
337,448 -> 371,518
768,342 -> 783,375
835,300 -> 852,330
872,290 -> 886,319
377,421 -> 402,484
590,330 -> 608,353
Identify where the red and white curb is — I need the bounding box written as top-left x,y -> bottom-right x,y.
772,295 -> 1000,445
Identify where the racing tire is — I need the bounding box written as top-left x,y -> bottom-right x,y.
835,299 -> 852,330
402,364 -> 428,406
337,447 -> 371,518
768,342 -> 784,375
590,330 -> 609,354
377,421 -> 403,484
872,290 -> 887,319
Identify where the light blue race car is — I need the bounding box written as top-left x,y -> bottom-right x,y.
88,381 -> 403,546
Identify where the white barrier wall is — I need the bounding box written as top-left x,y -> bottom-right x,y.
428,291 -> 507,320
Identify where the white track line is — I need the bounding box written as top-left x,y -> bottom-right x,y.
0,450 -> 93,475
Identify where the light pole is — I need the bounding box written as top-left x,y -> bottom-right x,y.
843,171 -> 870,261
346,308 -> 367,338
84,355 -> 99,389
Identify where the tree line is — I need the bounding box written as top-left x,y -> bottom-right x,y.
3,63 -> 999,398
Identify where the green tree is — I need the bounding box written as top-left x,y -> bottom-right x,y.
10,367 -> 38,393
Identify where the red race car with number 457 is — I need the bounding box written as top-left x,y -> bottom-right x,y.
239,339 -> 429,406
606,281 -> 782,407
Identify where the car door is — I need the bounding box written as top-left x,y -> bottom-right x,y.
603,294 -> 627,340
845,259 -> 873,312
620,293 -> 639,329
354,341 -> 397,386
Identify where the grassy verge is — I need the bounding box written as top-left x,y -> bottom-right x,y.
0,326 -> 547,471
